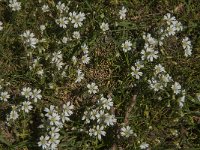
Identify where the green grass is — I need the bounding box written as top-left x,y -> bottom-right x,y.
0,0 -> 200,149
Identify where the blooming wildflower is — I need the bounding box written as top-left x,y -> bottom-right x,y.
119,6 -> 127,20
90,109 -> 97,120
81,54 -> 90,64
49,127 -> 60,137
140,142 -> 149,149
0,91 -> 10,102
104,114 -> 117,126
56,1 -> 68,13
93,125 -> 106,140
63,101 -> 74,116
182,37 -> 192,57
73,31 -> 80,39
21,87 -> 32,99
9,110 -> 19,120
82,110 -> 91,124
48,133 -> 60,149
89,128 -> 95,137
171,82 -> 181,95
48,112 -> 61,126
42,4 -> 49,12
62,37 -> 68,44
38,135 -> 50,149
81,44 -> 89,54
120,126 -> 133,138
44,105 -> 56,118
21,30 -> 38,48
179,90 -> 186,108
154,64 -> 165,75
52,51 -> 62,63
166,25 -> 176,36
99,96 -> 113,110
87,82 -> 99,94
96,110 -> 105,123
0,21 -> 3,31
121,40 -> 132,52
135,61 -> 144,69
31,89 -> 42,102
9,0 -> 21,11
69,11 -> 86,28
143,33 -> 157,47
131,66 -> 143,79
163,13 -> 176,25
75,69 -> 84,83
40,25 -> 46,32
148,78 -> 163,92
100,22 -> 109,32
146,48 -> 158,62
56,17 -> 68,28
21,101 -> 33,113
72,56 -> 77,65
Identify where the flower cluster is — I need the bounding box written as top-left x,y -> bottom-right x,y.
182,37 -> 192,57
82,94 -> 116,140
21,30 -> 38,48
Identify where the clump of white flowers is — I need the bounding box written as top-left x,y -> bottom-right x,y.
21,30 -> 39,48
82,95 -> 117,140
182,37 -> 192,57
9,0 -> 21,11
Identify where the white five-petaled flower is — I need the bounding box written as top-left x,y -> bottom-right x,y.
21,87 -> 32,99
21,30 -> 38,48
119,6 -> 127,20
31,89 -> 42,102
122,40 -> 132,52
87,82 -> 99,94
81,44 -> 89,54
131,66 -> 143,79
81,54 -> 90,64
69,11 -> 86,28
154,64 -> 165,75
171,82 -> 181,95
38,135 -> 50,149
139,142 -> 149,149
72,31 -> 80,39
9,0 -> 21,11
42,4 -> 49,12
182,37 -> 192,57
62,101 -> 74,122
21,101 -> 33,113
0,21 -> 3,31
56,17 -> 68,28
75,69 -> 84,83
9,110 -> 19,120
93,125 -> 106,140
100,22 -> 109,32
120,126 -> 133,138
0,91 -> 10,102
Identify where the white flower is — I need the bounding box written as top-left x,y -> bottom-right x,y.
69,11 -> 86,28
62,37 -> 68,44
119,6 -> 127,20
131,66 -> 143,79
148,78 -> 163,92
87,82 -> 99,94
82,110 -> 90,124
72,31 -> 80,39
140,142 -> 149,149
62,101 -> 74,117
166,25 -> 176,36
48,133 -> 60,149
154,64 -> 165,75
42,4 -> 49,12
21,30 -> 38,48
93,125 -> 106,140
99,96 -> 113,110
9,0 -> 21,11
31,89 -> 42,102
0,91 -> 10,102
75,69 -> 84,83
171,82 -> 181,95
72,56 -> 77,65
182,37 -> 192,57
49,127 -> 60,137
81,44 -> 89,54
44,105 -> 56,117
122,40 -> 132,52
48,112 -> 61,126
104,114 -> 117,126
81,54 -> 90,64
21,101 -> 33,113
38,135 -> 50,149
135,61 -> 144,69
56,1 -> 68,13
100,22 -> 109,32
40,25 -> 46,32
56,17 -> 68,28
9,110 -> 19,120
21,87 -> 32,99
96,110 -> 105,123
163,13 -> 176,25
120,126 -> 133,138
0,21 -> 3,31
